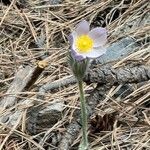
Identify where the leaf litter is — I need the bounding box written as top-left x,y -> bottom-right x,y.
0,0 -> 149,149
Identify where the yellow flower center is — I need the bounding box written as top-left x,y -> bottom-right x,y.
75,35 -> 93,53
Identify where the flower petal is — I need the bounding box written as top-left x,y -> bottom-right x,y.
68,31 -> 77,45
68,31 -> 78,51
84,46 -> 107,58
76,20 -> 90,35
89,27 -> 107,47
71,49 -> 85,61
68,34 -> 73,45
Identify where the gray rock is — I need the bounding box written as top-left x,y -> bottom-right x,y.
95,37 -> 139,64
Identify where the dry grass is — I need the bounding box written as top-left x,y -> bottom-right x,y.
0,0 -> 149,149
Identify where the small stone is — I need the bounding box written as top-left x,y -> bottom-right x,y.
1,115 -> 9,123
49,0 -> 62,5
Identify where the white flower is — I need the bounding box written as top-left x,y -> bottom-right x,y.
68,20 -> 107,60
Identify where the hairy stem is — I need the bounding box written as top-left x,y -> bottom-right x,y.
78,80 -> 88,150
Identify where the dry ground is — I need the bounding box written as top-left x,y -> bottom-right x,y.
0,0 -> 150,149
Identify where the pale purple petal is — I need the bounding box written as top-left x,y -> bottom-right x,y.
68,31 -> 77,45
76,20 -> 89,36
89,27 -> 107,47
68,33 -> 73,45
72,40 -> 77,52
71,49 -> 85,61
68,31 -> 77,51
85,46 -> 107,58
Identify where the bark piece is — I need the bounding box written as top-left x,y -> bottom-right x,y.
58,121 -> 80,150
84,64 -> 150,85
38,75 -> 76,99
27,102 -> 64,134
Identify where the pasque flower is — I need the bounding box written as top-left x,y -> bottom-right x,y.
68,20 -> 107,150
69,20 -> 107,60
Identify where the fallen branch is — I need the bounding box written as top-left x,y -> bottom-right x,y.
37,64 -> 150,94
84,64 -> 150,85
0,61 -> 48,126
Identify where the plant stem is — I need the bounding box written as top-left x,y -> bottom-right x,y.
78,80 -> 88,150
